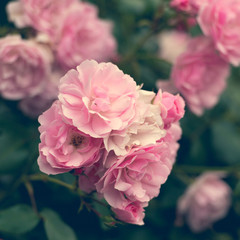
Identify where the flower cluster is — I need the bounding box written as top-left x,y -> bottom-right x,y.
0,0 -> 116,118
158,0 -> 240,115
38,60 -> 185,225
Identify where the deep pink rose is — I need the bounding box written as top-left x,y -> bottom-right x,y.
198,0 -> 240,66
0,35 -> 52,100
177,172 -> 231,232
171,37 -> 230,115
58,60 -> 138,138
7,0 -> 78,40
56,2 -> 116,69
112,201 -> 147,225
96,143 -> 173,211
170,0 -> 210,14
38,101 -> 103,175
154,90 -> 185,129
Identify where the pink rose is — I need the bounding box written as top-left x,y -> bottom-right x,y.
76,160 -> 106,194
171,37 -> 230,115
112,201 -> 147,225
19,68 -> 62,118
158,31 -> 190,64
197,0 -> 240,66
38,101 -> 103,175
96,143 -> 173,210
177,172 -> 231,232
170,0 -> 210,14
58,60 -> 138,138
7,0 -> 78,40
56,2 -> 116,69
154,90 -> 185,129
103,89 -> 166,156
160,122 -> 182,165
6,1 -> 29,28
0,35 -> 52,100
170,0 -> 196,14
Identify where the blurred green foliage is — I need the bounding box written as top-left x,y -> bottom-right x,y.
0,0 -> 240,239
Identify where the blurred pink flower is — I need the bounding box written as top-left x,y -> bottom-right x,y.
158,30 -> 190,64
177,172 -> 231,232
154,90 -> 185,129
56,2 -> 117,69
171,36 -> 230,115
0,35 -> 52,100
198,0 -> 240,66
170,0 -> 210,14
19,68 -> 62,118
58,60 -> 138,138
38,101 -> 103,175
7,0 -> 78,40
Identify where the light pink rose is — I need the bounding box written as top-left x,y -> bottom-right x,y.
6,1 -> 29,28
7,0 -> 78,40
154,90 -> 185,129
103,89 -> 166,156
0,35 -> 52,100
38,101 -> 103,175
58,60 -> 138,138
177,172 -> 231,232
171,37 -> 230,115
96,143 -> 173,211
56,2 -> 116,69
112,201 -> 147,225
158,31 -> 190,64
197,0 -> 240,66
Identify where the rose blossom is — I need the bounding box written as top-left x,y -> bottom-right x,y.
58,60 -> 138,138
112,201 -> 147,225
154,90 -> 185,129
0,35 -> 52,100
177,172 -> 231,232
19,68 -> 62,118
7,0 -> 78,40
171,36 -> 230,115
160,122 -> 182,165
76,160 -> 106,194
158,31 -> 190,64
197,0 -> 240,66
96,143 -> 173,210
38,101 -> 103,175
103,89 -> 166,156
170,0 -> 210,14
56,2 -> 116,69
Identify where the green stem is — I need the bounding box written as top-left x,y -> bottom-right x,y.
28,174 -> 85,197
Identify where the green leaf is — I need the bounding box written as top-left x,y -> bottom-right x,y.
211,121 -> 240,164
0,131 -> 28,173
0,204 -> 40,234
41,209 -> 77,240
